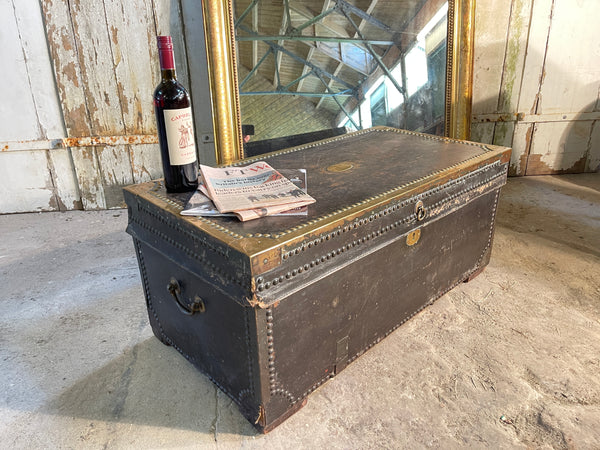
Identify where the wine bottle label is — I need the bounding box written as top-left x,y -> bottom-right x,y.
163,107 -> 197,165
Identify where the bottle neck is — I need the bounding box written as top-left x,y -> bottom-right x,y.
161,68 -> 177,81
158,40 -> 176,80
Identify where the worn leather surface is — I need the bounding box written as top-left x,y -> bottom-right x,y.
124,127 -> 510,431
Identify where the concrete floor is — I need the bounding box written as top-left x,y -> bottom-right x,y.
1,174 -> 599,449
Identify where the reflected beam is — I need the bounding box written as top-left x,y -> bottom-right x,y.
342,7 -> 404,97
316,72 -> 359,128
240,90 -> 353,97
238,24 -> 357,92
316,0 -> 380,111
334,0 -> 396,35
236,35 -> 395,45
274,0 -> 290,87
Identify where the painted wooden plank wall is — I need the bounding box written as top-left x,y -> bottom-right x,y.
472,0 -> 600,175
0,0 -> 211,213
39,0 -> 181,210
1,0 -> 598,214
0,0 -> 77,213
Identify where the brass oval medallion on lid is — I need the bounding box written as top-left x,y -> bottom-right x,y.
326,161 -> 354,173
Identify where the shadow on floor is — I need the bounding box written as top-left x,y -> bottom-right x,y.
42,337 -> 257,437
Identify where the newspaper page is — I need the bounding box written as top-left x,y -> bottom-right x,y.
234,202 -> 307,221
199,162 -> 315,214
180,188 -> 234,217
181,169 -> 309,219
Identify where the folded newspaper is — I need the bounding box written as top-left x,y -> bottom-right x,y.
181,163 -> 315,221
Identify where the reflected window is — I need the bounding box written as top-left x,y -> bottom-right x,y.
428,40 -> 447,122
339,1 -> 448,134
386,64 -> 404,111
405,43 -> 428,96
370,83 -> 387,126
360,98 -> 372,129
405,2 -> 448,97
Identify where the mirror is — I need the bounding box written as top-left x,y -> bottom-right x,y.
202,0 -> 474,164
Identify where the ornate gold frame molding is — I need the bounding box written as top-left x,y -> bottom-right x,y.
201,0 -> 244,164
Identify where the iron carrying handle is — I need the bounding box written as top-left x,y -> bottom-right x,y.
167,278 -> 206,315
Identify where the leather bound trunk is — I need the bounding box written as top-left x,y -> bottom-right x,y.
124,127 -> 511,432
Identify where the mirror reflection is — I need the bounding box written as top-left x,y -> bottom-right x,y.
233,0 -> 449,155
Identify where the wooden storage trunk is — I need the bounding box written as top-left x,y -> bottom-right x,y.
124,127 -> 511,432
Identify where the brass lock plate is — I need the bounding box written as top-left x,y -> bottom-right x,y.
406,228 -> 421,246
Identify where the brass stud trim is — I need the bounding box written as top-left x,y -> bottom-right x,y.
165,129 -> 502,240
254,168 -> 506,292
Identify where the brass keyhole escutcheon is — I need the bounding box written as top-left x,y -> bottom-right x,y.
406,229 -> 421,246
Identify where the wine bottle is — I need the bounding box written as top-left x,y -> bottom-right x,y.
154,35 -> 199,193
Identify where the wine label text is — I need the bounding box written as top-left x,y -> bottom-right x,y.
164,107 -> 197,165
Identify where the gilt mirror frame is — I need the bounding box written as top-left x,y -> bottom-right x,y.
202,0 -> 475,165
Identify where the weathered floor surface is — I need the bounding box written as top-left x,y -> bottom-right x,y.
1,173 -> 599,449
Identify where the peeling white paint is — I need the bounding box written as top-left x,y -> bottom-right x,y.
0,151 -> 56,213
1,0 -> 44,141
473,0 -> 600,175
